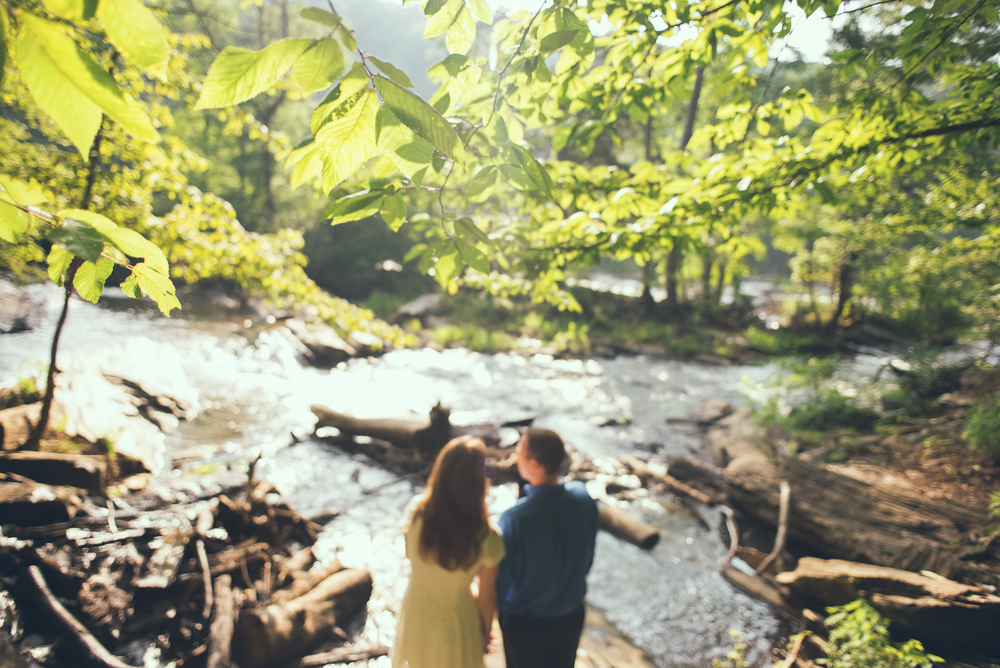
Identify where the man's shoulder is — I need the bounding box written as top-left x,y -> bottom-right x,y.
563,480 -> 596,506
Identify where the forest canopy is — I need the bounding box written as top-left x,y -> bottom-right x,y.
0,0 -> 998,344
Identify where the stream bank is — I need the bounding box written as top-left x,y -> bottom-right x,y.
1,284 -> 785,667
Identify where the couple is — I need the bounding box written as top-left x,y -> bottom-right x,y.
392,428 -> 599,668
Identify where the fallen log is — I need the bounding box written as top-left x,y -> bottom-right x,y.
272,559 -> 345,605
23,565 -> 134,668
207,574 -> 237,668
232,568 -> 374,668
598,504 -> 660,549
724,455 -> 990,581
0,451 -> 107,492
311,403 -> 451,452
618,455 -> 716,505
776,557 -> 1000,658
720,563 -> 800,617
287,645 -> 390,667
0,475 -> 84,527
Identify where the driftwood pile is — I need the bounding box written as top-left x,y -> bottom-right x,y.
0,466 -> 381,668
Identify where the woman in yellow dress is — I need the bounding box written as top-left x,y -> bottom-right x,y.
392,436 -> 505,668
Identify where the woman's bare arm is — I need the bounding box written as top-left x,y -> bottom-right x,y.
476,563 -> 499,650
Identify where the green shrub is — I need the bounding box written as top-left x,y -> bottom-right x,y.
0,375 -> 41,410
744,326 -> 833,356
964,393 -> 1000,458
784,389 -> 877,432
432,325 -> 517,353
823,600 -> 942,668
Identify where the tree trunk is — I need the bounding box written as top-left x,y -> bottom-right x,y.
664,65 -> 705,313
826,252 -> 856,331
640,261 -> 656,315
701,249 -> 714,307
777,557 -> 1000,658
232,568 -> 373,668
665,245 -> 681,311
724,455 -> 992,583
23,116 -> 107,451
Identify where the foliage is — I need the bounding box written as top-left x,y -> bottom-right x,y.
0,1 -> 406,344
784,388 -> 876,433
963,393 -> 1000,458
432,324 -> 517,353
989,489 -> 1000,519
822,600 -> 942,668
0,376 -> 40,410
186,0 -> 1000,346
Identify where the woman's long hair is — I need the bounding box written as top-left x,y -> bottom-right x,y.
416,436 -> 489,571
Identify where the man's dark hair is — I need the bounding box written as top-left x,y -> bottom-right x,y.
522,427 -> 565,476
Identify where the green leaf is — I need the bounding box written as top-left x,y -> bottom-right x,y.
540,30 -> 578,52
503,144 -> 552,197
0,202 -> 29,243
58,208 -> 169,272
376,107 -> 434,187
195,39 -> 312,109
125,262 -> 180,316
47,246 -> 73,286
435,249 -> 461,285
374,75 -> 464,167
455,217 -> 490,244
380,193 -> 407,231
18,14 -> 160,155
97,0 -> 170,81
285,140 -> 322,189
457,241 -> 490,274
465,166 -> 497,202
48,218 -> 105,263
310,62 -> 369,134
469,0 -> 493,24
73,257 -> 114,303
369,56 -> 414,89
424,0 -> 463,38
0,174 -> 45,241
315,88 -> 380,193
339,26 -> 357,53
427,54 -> 471,82
43,0 -> 98,20
300,7 -> 343,29
321,190 -> 384,225
0,176 -> 47,207
294,38 -> 345,94
446,7 -> 475,55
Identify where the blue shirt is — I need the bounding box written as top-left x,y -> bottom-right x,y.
496,480 -> 598,617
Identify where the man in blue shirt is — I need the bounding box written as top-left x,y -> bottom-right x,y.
496,427 -> 599,668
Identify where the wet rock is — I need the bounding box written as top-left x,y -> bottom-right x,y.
286,319 -> 357,367
346,330 -> 384,358
0,451 -> 107,492
0,475 -> 84,526
391,293 -> 441,323
0,402 -> 65,451
0,280 -> 54,334
667,399 -> 735,426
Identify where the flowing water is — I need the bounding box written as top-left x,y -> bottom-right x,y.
0,287 -> 784,667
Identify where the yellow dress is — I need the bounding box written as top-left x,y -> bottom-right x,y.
392,501 -> 505,668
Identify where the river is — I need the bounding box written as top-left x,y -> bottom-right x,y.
0,286 -> 783,667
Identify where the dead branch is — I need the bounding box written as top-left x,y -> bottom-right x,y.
25,565 -> 134,668
756,480 -> 791,575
